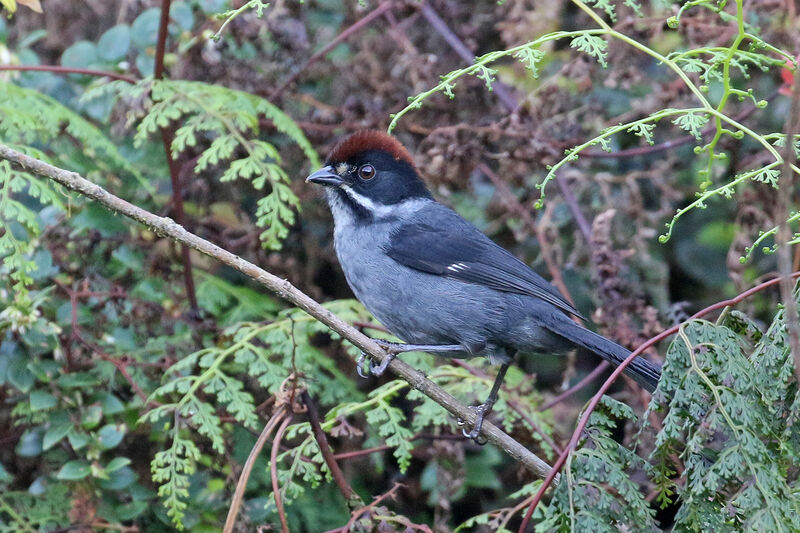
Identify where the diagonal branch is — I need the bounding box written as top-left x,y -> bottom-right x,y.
0,143 -> 553,480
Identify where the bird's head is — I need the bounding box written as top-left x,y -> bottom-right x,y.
306,130 -> 432,221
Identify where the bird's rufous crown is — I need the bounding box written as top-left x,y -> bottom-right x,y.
326,130 -> 415,167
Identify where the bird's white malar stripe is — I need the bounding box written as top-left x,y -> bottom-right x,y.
339,185 -> 431,218
340,184 -> 384,213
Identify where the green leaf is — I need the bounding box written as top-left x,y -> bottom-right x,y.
97,24 -> 131,61
116,500 -> 149,520
43,420 -> 74,450
97,423 -> 126,450
61,40 -> 98,69
105,457 -> 132,472
570,34 -> 608,67
29,389 -> 57,411
67,429 -> 91,450
56,460 -> 92,480
15,429 -> 43,457
7,358 -> 35,392
131,8 -> 162,48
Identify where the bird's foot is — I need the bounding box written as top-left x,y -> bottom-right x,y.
356,349 -> 396,378
356,340 -> 462,379
457,403 -> 492,445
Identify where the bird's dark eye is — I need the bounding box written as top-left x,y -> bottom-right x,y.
358,164 -> 376,180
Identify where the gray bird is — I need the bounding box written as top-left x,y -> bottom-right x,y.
306,130 -> 661,439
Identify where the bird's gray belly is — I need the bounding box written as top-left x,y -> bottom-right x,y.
334,224 -> 574,363
336,236 -> 507,360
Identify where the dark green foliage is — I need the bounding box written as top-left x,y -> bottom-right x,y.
648,308 -> 800,532
537,397 -> 659,532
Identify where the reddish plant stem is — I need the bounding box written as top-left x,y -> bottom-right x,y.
0,65 -> 138,83
302,391 -> 363,509
338,482 -> 405,533
270,414 -> 294,533
270,2 -> 394,101
154,0 -> 173,80
332,433 -> 466,461
518,271 -> 800,532
54,280 -> 154,404
154,0 -> 198,313
74,332 -> 152,405
538,361 -> 610,412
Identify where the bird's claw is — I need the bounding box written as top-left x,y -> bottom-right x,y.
356,351 -> 369,379
458,404 -> 490,445
356,350 -> 396,378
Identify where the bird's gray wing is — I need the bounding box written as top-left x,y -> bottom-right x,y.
385,222 -> 583,319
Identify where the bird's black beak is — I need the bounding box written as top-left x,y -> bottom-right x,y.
306,166 -> 343,187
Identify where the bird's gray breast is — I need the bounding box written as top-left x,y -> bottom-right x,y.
331,211 -> 512,360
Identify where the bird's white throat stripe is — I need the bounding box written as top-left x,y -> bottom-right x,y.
339,185 -> 430,218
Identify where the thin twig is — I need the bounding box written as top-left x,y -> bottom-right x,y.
0,65 -> 137,83
269,2 -> 394,101
0,144 -> 553,479
518,270 -> 800,532
223,405 -> 286,533
154,0 -> 173,80
332,433 -> 466,461
554,176 -> 592,242
538,361 -> 610,411
302,391 -> 363,509
339,482 -> 405,533
270,414 -> 294,533
154,0 -> 198,314
418,3 -> 517,111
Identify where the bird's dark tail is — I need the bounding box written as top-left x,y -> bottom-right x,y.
548,320 -> 661,392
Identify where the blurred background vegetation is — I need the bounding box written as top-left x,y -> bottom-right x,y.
0,0 -> 798,531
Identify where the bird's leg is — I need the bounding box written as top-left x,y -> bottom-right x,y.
357,340 -> 462,378
459,362 -> 511,444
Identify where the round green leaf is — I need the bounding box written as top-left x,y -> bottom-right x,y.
170,2 -> 194,31
97,423 -> 126,450
131,8 -> 162,48
97,24 -> 131,61
56,460 -> 92,480
7,358 -> 35,392
61,40 -> 98,69
95,392 -> 125,415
